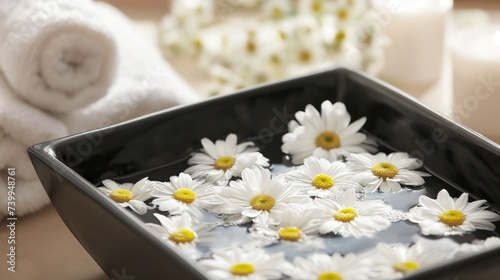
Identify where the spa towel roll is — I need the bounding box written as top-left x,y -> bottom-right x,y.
0,0 -> 117,113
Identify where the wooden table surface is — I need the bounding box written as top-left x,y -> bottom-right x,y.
0,1 -> 498,280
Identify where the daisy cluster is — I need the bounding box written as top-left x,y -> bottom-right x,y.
160,0 -> 387,96
98,100 -> 500,279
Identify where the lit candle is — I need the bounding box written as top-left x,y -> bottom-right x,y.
371,0 -> 453,88
452,25 -> 500,141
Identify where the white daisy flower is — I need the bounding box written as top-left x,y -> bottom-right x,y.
408,189 -> 500,236
315,189 -> 392,238
98,177 -> 154,215
152,173 -> 217,219
199,247 -> 288,280
250,205 -> 323,248
347,152 -> 430,193
281,100 -> 374,165
371,239 -> 458,279
185,133 -> 269,185
147,213 -> 219,257
285,156 -> 361,198
288,252 -> 372,280
457,237 -> 500,257
217,168 -> 312,224
332,0 -> 367,26
288,28 -> 326,73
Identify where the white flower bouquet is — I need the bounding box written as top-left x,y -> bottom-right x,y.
160,0 -> 388,95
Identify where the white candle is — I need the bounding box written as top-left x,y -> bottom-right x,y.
372,0 -> 453,88
452,25 -> 500,141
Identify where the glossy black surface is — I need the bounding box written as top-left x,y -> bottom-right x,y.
29,67 -> 500,279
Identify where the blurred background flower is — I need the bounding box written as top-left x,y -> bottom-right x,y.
159,0 -> 388,96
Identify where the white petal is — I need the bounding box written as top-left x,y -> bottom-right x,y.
102,179 -> 120,191
128,200 -> 149,215
340,117 -> 366,138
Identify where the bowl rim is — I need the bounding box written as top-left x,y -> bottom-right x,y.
29,66 -> 500,279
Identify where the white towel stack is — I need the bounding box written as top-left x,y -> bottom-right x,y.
60,1 -> 200,133
0,0 -> 200,218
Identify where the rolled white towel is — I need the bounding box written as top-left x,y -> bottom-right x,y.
60,2 -> 200,133
0,0 -> 117,113
0,74 -> 68,147
0,73 -> 68,218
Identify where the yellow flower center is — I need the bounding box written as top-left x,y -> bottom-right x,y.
230,263 -> 255,276
250,194 -> 276,212
270,54 -> 281,65
193,38 -> 203,50
335,31 -> 347,45
272,7 -> 283,18
299,49 -> 312,63
278,227 -> 303,242
216,75 -> 228,84
315,131 -> 341,150
311,0 -> 323,13
312,174 -> 335,190
109,189 -> 134,203
394,261 -> 419,274
318,272 -> 343,280
195,7 -> 204,15
337,8 -> 349,20
334,207 -> 358,222
371,162 -> 399,180
168,228 -> 196,244
172,188 -> 197,204
439,210 -> 466,227
279,30 -> 287,41
213,156 -> 236,171
246,40 -> 256,54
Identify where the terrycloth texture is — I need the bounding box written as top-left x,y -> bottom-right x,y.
0,176 -> 48,219
59,2 -> 200,133
0,74 -> 69,218
0,0 -> 117,113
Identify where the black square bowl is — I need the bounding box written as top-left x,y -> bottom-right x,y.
29,67 -> 500,279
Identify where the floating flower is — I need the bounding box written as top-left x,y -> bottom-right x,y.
147,213 -> 218,256
216,168 -> 312,224
199,247 -> 289,280
281,100 -> 375,165
185,133 -> 269,185
288,252 -> 372,280
250,205 -> 323,248
408,189 -> 500,236
285,156 -> 361,198
98,177 -> 154,215
152,173 -> 217,219
371,239 -> 457,279
315,189 -> 392,238
347,152 -> 429,193
457,237 -> 500,257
